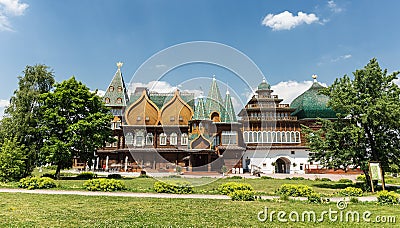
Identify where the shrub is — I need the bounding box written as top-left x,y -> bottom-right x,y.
19,177 -> 57,190
339,187 -> 363,197
84,179 -> 125,192
167,175 -> 181,178
307,192 -> 322,204
153,181 -> 193,194
356,174 -> 366,182
137,174 -> 151,178
218,182 -> 254,195
0,138 -> 27,182
76,172 -> 97,180
41,172 -> 56,179
320,178 -> 332,182
229,190 -> 255,201
377,190 -> 399,205
107,174 -> 122,179
350,197 -> 359,203
276,184 -> 314,197
227,176 -> 243,179
337,178 -> 353,183
291,177 -> 305,180
261,176 -> 273,180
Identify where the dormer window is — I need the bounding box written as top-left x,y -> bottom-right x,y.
116,98 -> 122,104
105,98 -> 110,104
109,86 -> 114,92
145,116 -> 150,121
137,116 -> 141,121
117,86 -> 123,92
170,116 -> 175,122
179,116 -> 183,121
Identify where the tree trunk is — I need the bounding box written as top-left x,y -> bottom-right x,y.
55,163 -> 62,180
363,169 -> 373,192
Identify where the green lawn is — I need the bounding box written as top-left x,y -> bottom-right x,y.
0,192 -> 398,227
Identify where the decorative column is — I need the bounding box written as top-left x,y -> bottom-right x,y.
124,156 -> 128,172
106,156 -> 109,171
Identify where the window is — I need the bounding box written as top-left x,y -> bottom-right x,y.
170,133 -> 178,145
257,131 -> 262,143
116,98 -> 122,104
262,131 -> 267,143
145,116 -> 150,121
179,116 -> 183,121
135,132 -> 144,147
222,131 -> 237,145
137,116 -> 141,121
272,131 -> 276,143
109,86 -> 114,92
263,163 -> 267,167
112,136 -> 118,147
105,98 -> 110,104
181,133 -> 188,145
125,132 -> 134,145
277,131 -> 282,142
291,151 -> 295,155
281,132 -> 286,143
291,131 -> 296,143
267,131 -> 272,143
115,121 -> 121,129
117,86 -> 122,92
160,133 -> 167,145
243,131 -> 249,143
170,116 -> 175,122
146,133 -> 153,145
296,131 -> 301,143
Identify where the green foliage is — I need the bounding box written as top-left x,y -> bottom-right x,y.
229,190 -> 255,201
153,181 -> 193,194
175,166 -> 182,174
0,65 -> 55,177
227,176 -> 243,179
356,174 -> 366,182
260,176 -> 273,180
350,197 -> 359,203
307,192 -> 322,204
377,190 -> 399,205
0,138 -> 27,181
276,184 -> 314,197
19,177 -> 57,190
339,187 -> 363,197
41,172 -> 55,179
83,178 -> 126,192
217,182 -> 254,195
316,178 -> 332,182
39,77 -> 114,178
76,172 -> 97,180
303,59 -> 400,191
220,165 -> 228,174
337,178 -> 353,183
107,174 -> 122,179
285,177 -> 306,180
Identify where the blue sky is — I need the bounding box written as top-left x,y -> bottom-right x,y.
1,0 -> 400,115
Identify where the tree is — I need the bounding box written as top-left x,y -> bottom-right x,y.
303,58 -> 400,190
0,64 -> 55,177
0,138 -> 27,181
39,77 -> 114,179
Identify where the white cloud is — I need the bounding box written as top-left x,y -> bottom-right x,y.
328,0 -> 343,13
331,54 -> 352,62
271,80 -> 327,104
0,0 -> 28,31
0,99 -> 9,120
96,90 -> 106,97
394,78 -> 400,86
262,11 -> 319,31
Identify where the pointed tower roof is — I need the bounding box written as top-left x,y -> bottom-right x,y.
194,97 -> 206,120
222,89 -> 237,122
205,76 -> 223,116
103,62 -> 129,107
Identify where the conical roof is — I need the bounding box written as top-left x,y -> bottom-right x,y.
290,76 -> 336,119
204,76 -> 223,116
194,97 -> 206,120
222,90 -> 237,122
103,62 -> 129,107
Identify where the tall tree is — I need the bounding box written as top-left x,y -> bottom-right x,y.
0,64 -> 55,176
39,77 -> 114,178
0,138 -> 27,181
303,58 -> 400,190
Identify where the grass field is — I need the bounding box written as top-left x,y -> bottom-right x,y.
0,192 -> 398,227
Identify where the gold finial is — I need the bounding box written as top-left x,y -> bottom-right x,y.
312,74 -> 318,82
117,62 -> 123,70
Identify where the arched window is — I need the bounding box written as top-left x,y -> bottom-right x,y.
109,86 -> 114,92
267,131 -> 272,143
243,131 -> 249,143
125,132 -> 134,145
248,131 -> 253,143
257,131 -> 262,143
160,133 -> 167,145
281,131 -> 286,143
262,131 -> 267,143
146,133 -> 153,145
170,133 -> 178,145
117,86 -> 123,92
181,133 -> 188,145
277,131 -> 282,143
296,131 -> 301,143
116,98 -> 122,104
135,131 -> 144,147
105,98 -> 110,104
272,131 -> 276,143
290,131 -> 295,143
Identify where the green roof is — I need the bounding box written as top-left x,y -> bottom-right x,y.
257,79 -> 271,90
126,91 -> 194,110
103,64 -> 129,107
194,98 -> 206,120
204,77 -> 223,116
290,81 -> 336,119
222,90 -> 237,122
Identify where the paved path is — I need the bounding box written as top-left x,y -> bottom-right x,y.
0,188 -> 377,202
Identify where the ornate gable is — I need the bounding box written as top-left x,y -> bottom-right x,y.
159,90 -> 194,125
124,90 -> 159,125
103,62 -> 129,107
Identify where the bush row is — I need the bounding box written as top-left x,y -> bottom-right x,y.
339,187 -> 363,197
83,179 -> 125,192
377,190 -> 399,205
276,184 -> 314,197
153,181 -> 193,194
218,182 -> 254,195
19,177 -> 57,190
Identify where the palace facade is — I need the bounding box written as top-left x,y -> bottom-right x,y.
92,63 -> 342,175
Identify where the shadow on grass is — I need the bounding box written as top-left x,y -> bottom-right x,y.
312,183 -> 354,189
